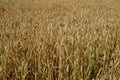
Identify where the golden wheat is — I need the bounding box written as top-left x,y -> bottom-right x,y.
0,0 -> 120,80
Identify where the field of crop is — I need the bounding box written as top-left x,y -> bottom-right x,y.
0,0 -> 120,80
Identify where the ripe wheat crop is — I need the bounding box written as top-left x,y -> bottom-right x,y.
0,0 -> 120,80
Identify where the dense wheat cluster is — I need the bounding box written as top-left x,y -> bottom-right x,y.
0,0 -> 120,80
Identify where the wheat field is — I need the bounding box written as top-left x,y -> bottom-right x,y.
0,0 -> 120,80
